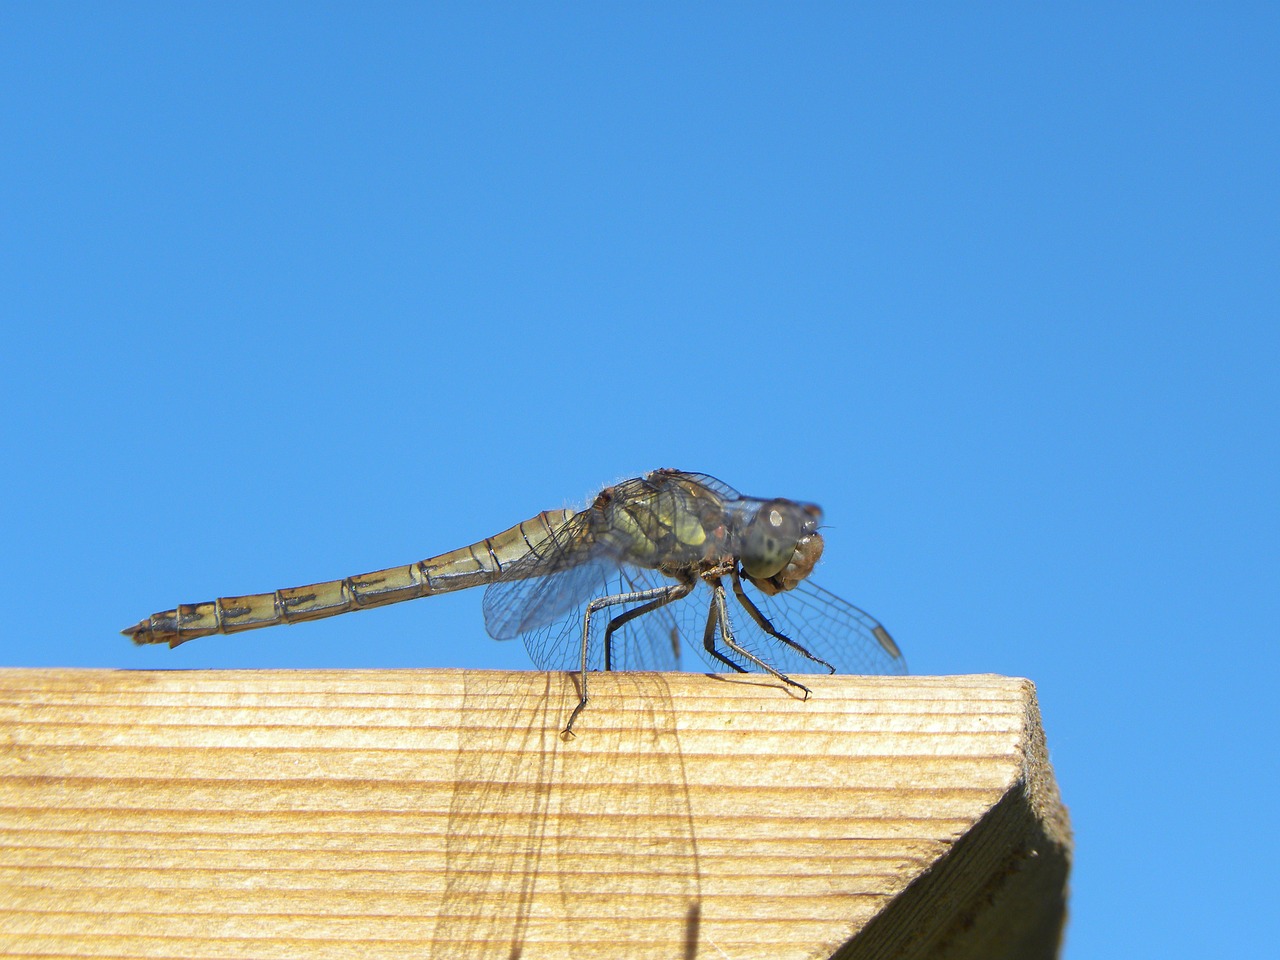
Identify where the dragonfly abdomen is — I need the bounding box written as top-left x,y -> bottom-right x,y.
122,509 -> 575,647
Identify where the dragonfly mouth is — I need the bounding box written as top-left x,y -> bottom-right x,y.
801,507 -> 822,537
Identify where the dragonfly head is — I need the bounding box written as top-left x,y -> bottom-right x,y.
739,499 -> 824,596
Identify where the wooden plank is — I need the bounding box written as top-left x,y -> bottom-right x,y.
0,669 -> 1070,959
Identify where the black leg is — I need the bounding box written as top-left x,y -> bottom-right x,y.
705,578 -> 812,700
601,581 -> 692,672
701,581 -> 749,673
731,567 -> 836,674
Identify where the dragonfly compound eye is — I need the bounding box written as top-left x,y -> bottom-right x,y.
740,499 -> 805,580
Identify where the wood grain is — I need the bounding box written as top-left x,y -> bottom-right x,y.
0,669 -> 1070,959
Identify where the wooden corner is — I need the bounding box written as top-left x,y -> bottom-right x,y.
0,668 -> 1070,958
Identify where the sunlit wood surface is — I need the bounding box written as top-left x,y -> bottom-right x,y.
0,669 -> 1070,959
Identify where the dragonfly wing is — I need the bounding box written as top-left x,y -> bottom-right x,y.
660,471 -> 743,502
671,577 -> 907,677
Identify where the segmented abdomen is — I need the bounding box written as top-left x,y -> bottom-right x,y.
122,509 -> 575,647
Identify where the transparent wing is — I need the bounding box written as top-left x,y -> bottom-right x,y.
500,564 -> 903,680
663,471 -> 743,503
691,576 -> 906,676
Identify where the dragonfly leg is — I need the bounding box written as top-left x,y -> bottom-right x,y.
564,579 -> 693,738
601,580 -> 694,672
704,579 -> 813,700
730,567 -> 836,673
700,584 -> 749,674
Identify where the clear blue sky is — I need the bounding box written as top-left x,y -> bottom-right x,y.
3,4 -> 1276,956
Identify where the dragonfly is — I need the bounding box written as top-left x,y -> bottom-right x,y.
124,468 -> 905,734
